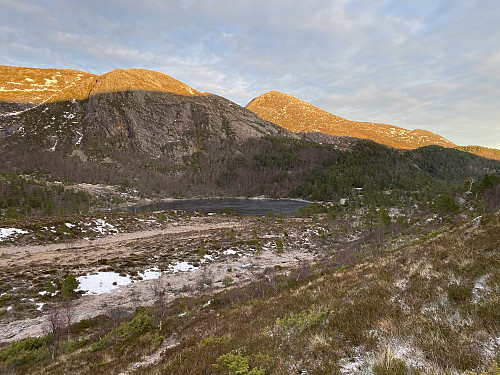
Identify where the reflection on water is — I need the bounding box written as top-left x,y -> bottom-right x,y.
127,198 -> 311,216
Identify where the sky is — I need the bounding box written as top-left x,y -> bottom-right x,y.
1,0 -> 499,148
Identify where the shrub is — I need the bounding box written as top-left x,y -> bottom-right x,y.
274,304 -> 334,338
372,347 -> 408,375
90,337 -> 110,352
275,239 -> 284,253
91,308 -> 154,352
0,335 -> 51,367
60,274 -> 79,298
212,351 -> 265,375
115,308 -> 153,339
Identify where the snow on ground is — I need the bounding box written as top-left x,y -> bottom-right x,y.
223,249 -> 237,255
169,262 -> 199,273
0,228 -> 28,241
339,346 -> 370,374
77,268 -> 162,295
77,272 -> 132,295
74,131 -> 83,145
44,78 -> 58,86
62,112 -> 75,119
141,268 -> 162,280
38,290 -> 56,297
91,219 -> 119,235
48,139 -> 58,152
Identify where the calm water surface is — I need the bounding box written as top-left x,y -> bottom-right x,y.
127,198 -> 311,216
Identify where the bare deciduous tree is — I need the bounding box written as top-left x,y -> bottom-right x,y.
64,299 -> 75,342
47,304 -> 62,359
106,307 -> 123,347
130,286 -> 142,307
150,278 -> 168,330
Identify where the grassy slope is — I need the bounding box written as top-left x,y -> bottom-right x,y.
149,213 -> 500,374
2,212 -> 499,375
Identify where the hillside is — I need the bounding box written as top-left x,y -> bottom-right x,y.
455,145 -> 500,161
246,91 -> 457,150
1,206 -> 499,374
1,65 -> 500,218
0,66 -> 295,192
2,64 -> 500,375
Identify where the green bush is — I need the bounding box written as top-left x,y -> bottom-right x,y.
212,351 -> 265,375
60,274 -> 79,298
274,304 -> 334,338
90,308 -> 154,352
0,335 -> 51,367
90,337 -> 110,352
115,308 -> 153,339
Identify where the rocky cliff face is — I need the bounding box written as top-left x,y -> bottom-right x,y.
246,91 -> 457,150
0,66 -> 309,198
83,69 -> 293,158
0,67 -> 295,162
2,65 -> 497,198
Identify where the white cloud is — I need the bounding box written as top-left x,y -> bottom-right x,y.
0,0 -> 499,147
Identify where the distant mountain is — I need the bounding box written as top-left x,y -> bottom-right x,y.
246,91 -> 456,150
88,68 -> 203,96
0,65 -> 305,199
0,65 -> 499,211
0,65 -> 97,113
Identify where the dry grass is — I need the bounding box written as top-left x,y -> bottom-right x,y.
1,213 -> 499,374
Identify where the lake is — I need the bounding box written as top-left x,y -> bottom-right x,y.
127,198 -> 312,216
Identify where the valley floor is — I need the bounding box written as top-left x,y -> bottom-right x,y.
0,213 -> 328,344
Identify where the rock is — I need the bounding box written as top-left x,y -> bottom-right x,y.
472,216 -> 482,228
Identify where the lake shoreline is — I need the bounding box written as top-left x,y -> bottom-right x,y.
125,197 -> 314,216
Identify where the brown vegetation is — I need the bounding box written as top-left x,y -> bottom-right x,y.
246,91 -> 456,150
1,210 -> 499,374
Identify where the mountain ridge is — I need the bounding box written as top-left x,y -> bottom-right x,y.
1,64 -> 499,200
2,65 -> 497,157
88,68 -> 204,97
246,90 -> 457,150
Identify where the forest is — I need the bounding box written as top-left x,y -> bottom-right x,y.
1,135 -> 500,219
